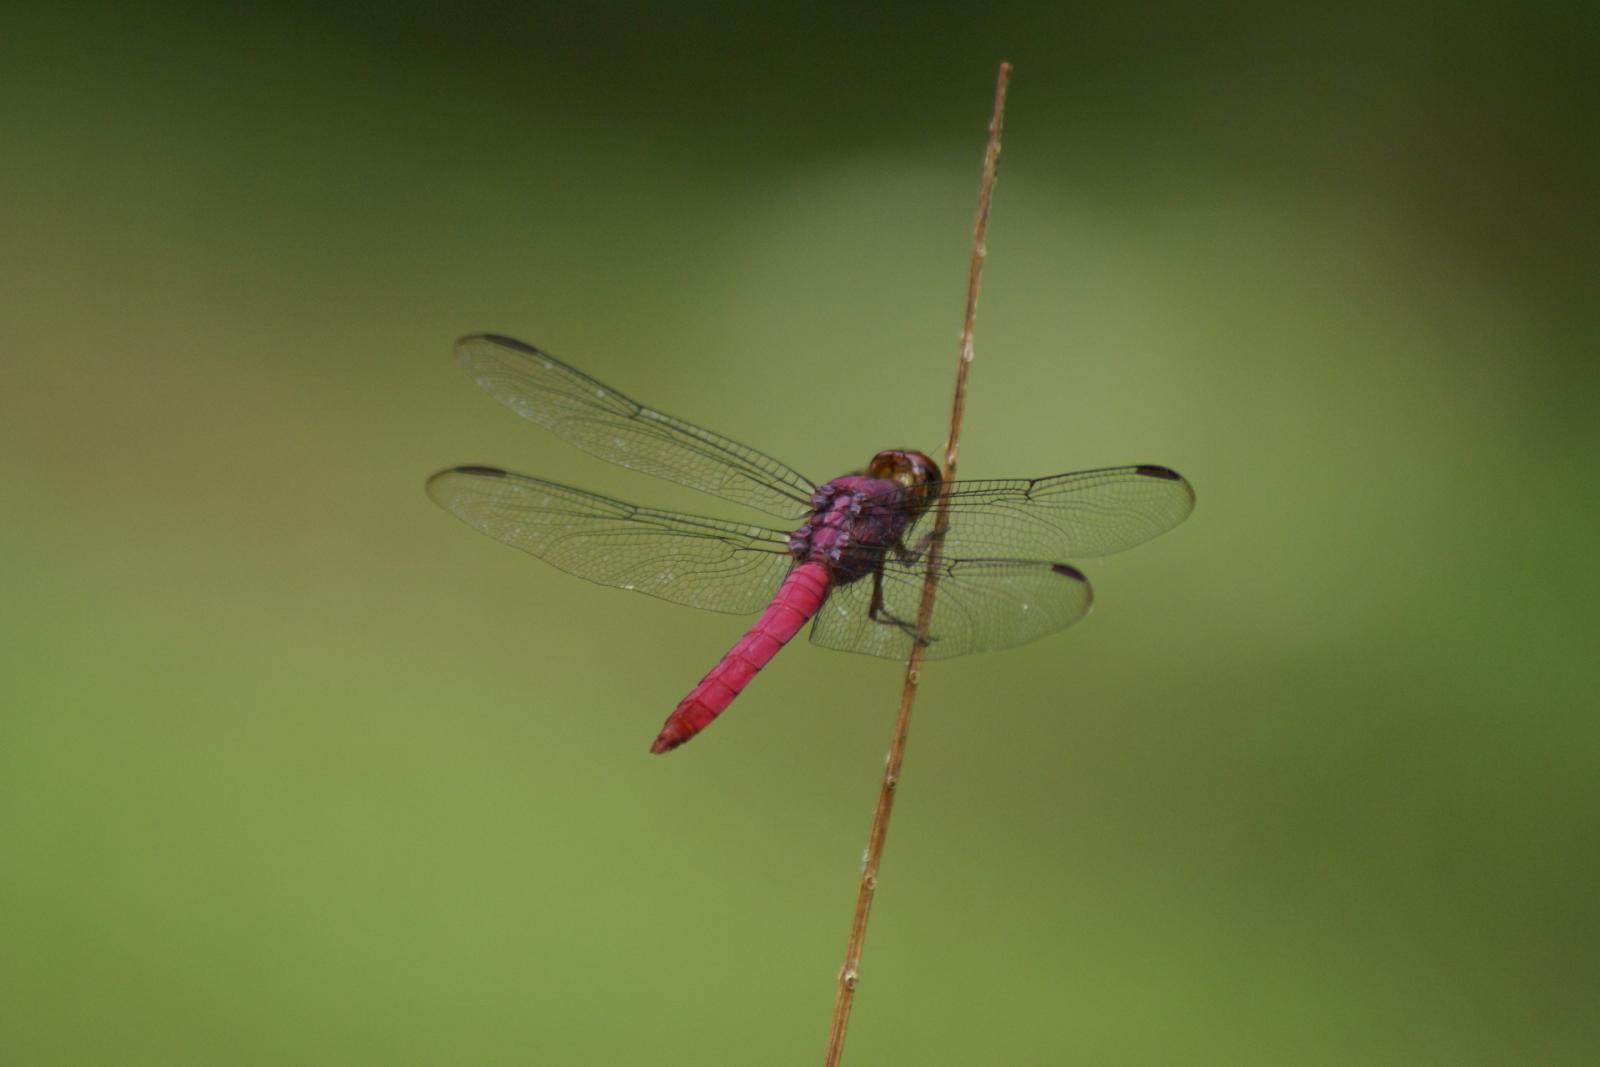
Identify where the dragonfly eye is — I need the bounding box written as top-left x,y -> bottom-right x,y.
866,449 -> 942,488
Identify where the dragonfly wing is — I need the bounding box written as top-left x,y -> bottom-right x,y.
809,558 -> 1093,661
455,334 -> 816,518
895,465 -> 1196,562
427,466 -> 795,614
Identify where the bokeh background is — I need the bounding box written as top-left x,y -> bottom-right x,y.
4,3 -> 1597,1064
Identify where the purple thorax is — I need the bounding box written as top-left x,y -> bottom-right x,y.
786,475 -> 916,584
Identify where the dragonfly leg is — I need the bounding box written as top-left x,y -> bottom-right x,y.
894,525 -> 948,564
867,567 -> 934,647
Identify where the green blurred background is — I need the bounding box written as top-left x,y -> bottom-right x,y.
4,3 -> 1597,1064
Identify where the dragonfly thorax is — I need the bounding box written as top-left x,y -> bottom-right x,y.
788,474 -> 920,584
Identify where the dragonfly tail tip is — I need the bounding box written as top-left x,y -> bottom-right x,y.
649,728 -> 687,755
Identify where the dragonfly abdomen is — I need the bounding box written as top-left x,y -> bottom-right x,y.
649,562 -> 831,753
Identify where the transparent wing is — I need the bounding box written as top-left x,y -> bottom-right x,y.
427,465 -> 795,614
810,558 -> 1093,661
455,334 -> 816,518
807,464 -> 1191,659
895,465 -> 1196,562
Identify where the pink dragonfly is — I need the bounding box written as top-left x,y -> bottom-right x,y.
429,335 -> 1195,753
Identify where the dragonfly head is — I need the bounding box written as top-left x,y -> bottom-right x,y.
866,449 -> 942,513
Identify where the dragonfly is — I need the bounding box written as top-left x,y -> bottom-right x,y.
428,335 -> 1195,754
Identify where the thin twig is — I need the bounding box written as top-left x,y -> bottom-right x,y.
822,60 -> 1011,1067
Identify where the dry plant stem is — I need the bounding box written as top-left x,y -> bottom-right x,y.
822,61 -> 1011,1067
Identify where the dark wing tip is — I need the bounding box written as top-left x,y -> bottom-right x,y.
1135,464 -> 1197,513
1050,562 -> 1088,583
426,465 -> 508,502
455,332 -> 526,349
1050,562 -> 1095,618
453,334 -> 544,368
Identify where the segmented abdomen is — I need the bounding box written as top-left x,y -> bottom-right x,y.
649,561 -> 830,753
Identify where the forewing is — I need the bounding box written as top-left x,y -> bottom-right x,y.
809,559 -> 1093,661
455,334 -> 815,518
427,466 -> 795,614
896,465 -> 1195,562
